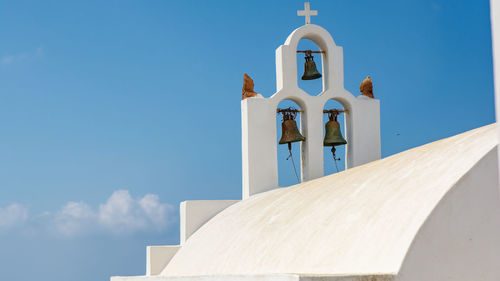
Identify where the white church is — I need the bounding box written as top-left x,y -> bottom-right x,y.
113,3 -> 500,281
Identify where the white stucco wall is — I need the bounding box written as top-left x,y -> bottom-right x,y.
163,124 -> 497,277
142,200 -> 240,277
180,200 -> 239,245
242,24 -> 381,199
147,246 -> 181,276
396,148 -> 500,281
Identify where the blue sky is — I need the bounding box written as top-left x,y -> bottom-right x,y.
0,0 -> 495,280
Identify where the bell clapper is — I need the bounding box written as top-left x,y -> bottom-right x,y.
331,147 -> 340,172
286,142 -> 292,157
286,142 -> 300,183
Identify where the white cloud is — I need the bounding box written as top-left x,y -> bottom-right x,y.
0,203 -> 29,229
50,190 -> 174,236
0,190 -> 174,237
98,190 -> 147,233
53,201 -> 96,236
139,194 -> 172,229
98,190 -> 174,234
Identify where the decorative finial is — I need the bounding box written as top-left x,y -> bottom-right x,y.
242,73 -> 259,100
360,76 -> 374,98
297,2 -> 318,25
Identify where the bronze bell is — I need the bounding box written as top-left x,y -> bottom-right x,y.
301,53 -> 322,80
279,112 -> 305,145
324,114 -> 347,147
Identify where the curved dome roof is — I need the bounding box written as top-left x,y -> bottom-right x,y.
162,124 -> 497,276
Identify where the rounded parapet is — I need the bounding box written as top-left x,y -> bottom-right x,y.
165,124 -> 498,276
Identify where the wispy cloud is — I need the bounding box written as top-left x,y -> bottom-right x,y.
0,203 -> 29,229
1,47 -> 44,65
0,190 -> 174,237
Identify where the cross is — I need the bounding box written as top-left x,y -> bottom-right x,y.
297,2 -> 318,25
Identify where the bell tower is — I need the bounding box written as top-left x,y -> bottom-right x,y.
241,3 -> 381,199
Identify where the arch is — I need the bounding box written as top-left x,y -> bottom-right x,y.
276,24 -> 342,92
284,24 -> 337,49
321,97 -> 350,117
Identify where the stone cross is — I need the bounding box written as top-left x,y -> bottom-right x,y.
297,2 -> 318,25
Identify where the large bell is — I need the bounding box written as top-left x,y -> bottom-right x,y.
279,113 -> 305,145
324,115 -> 347,147
301,53 -> 322,80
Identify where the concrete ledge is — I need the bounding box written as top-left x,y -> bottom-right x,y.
180,200 -> 239,245
300,275 -> 394,281
146,246 -> 181,276
112,274 -> 395,281
112,274 -> 299,281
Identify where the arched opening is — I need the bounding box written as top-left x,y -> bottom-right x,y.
277,99 -> 304,187
297,39 -> 324,96
323,99 -> 347,175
